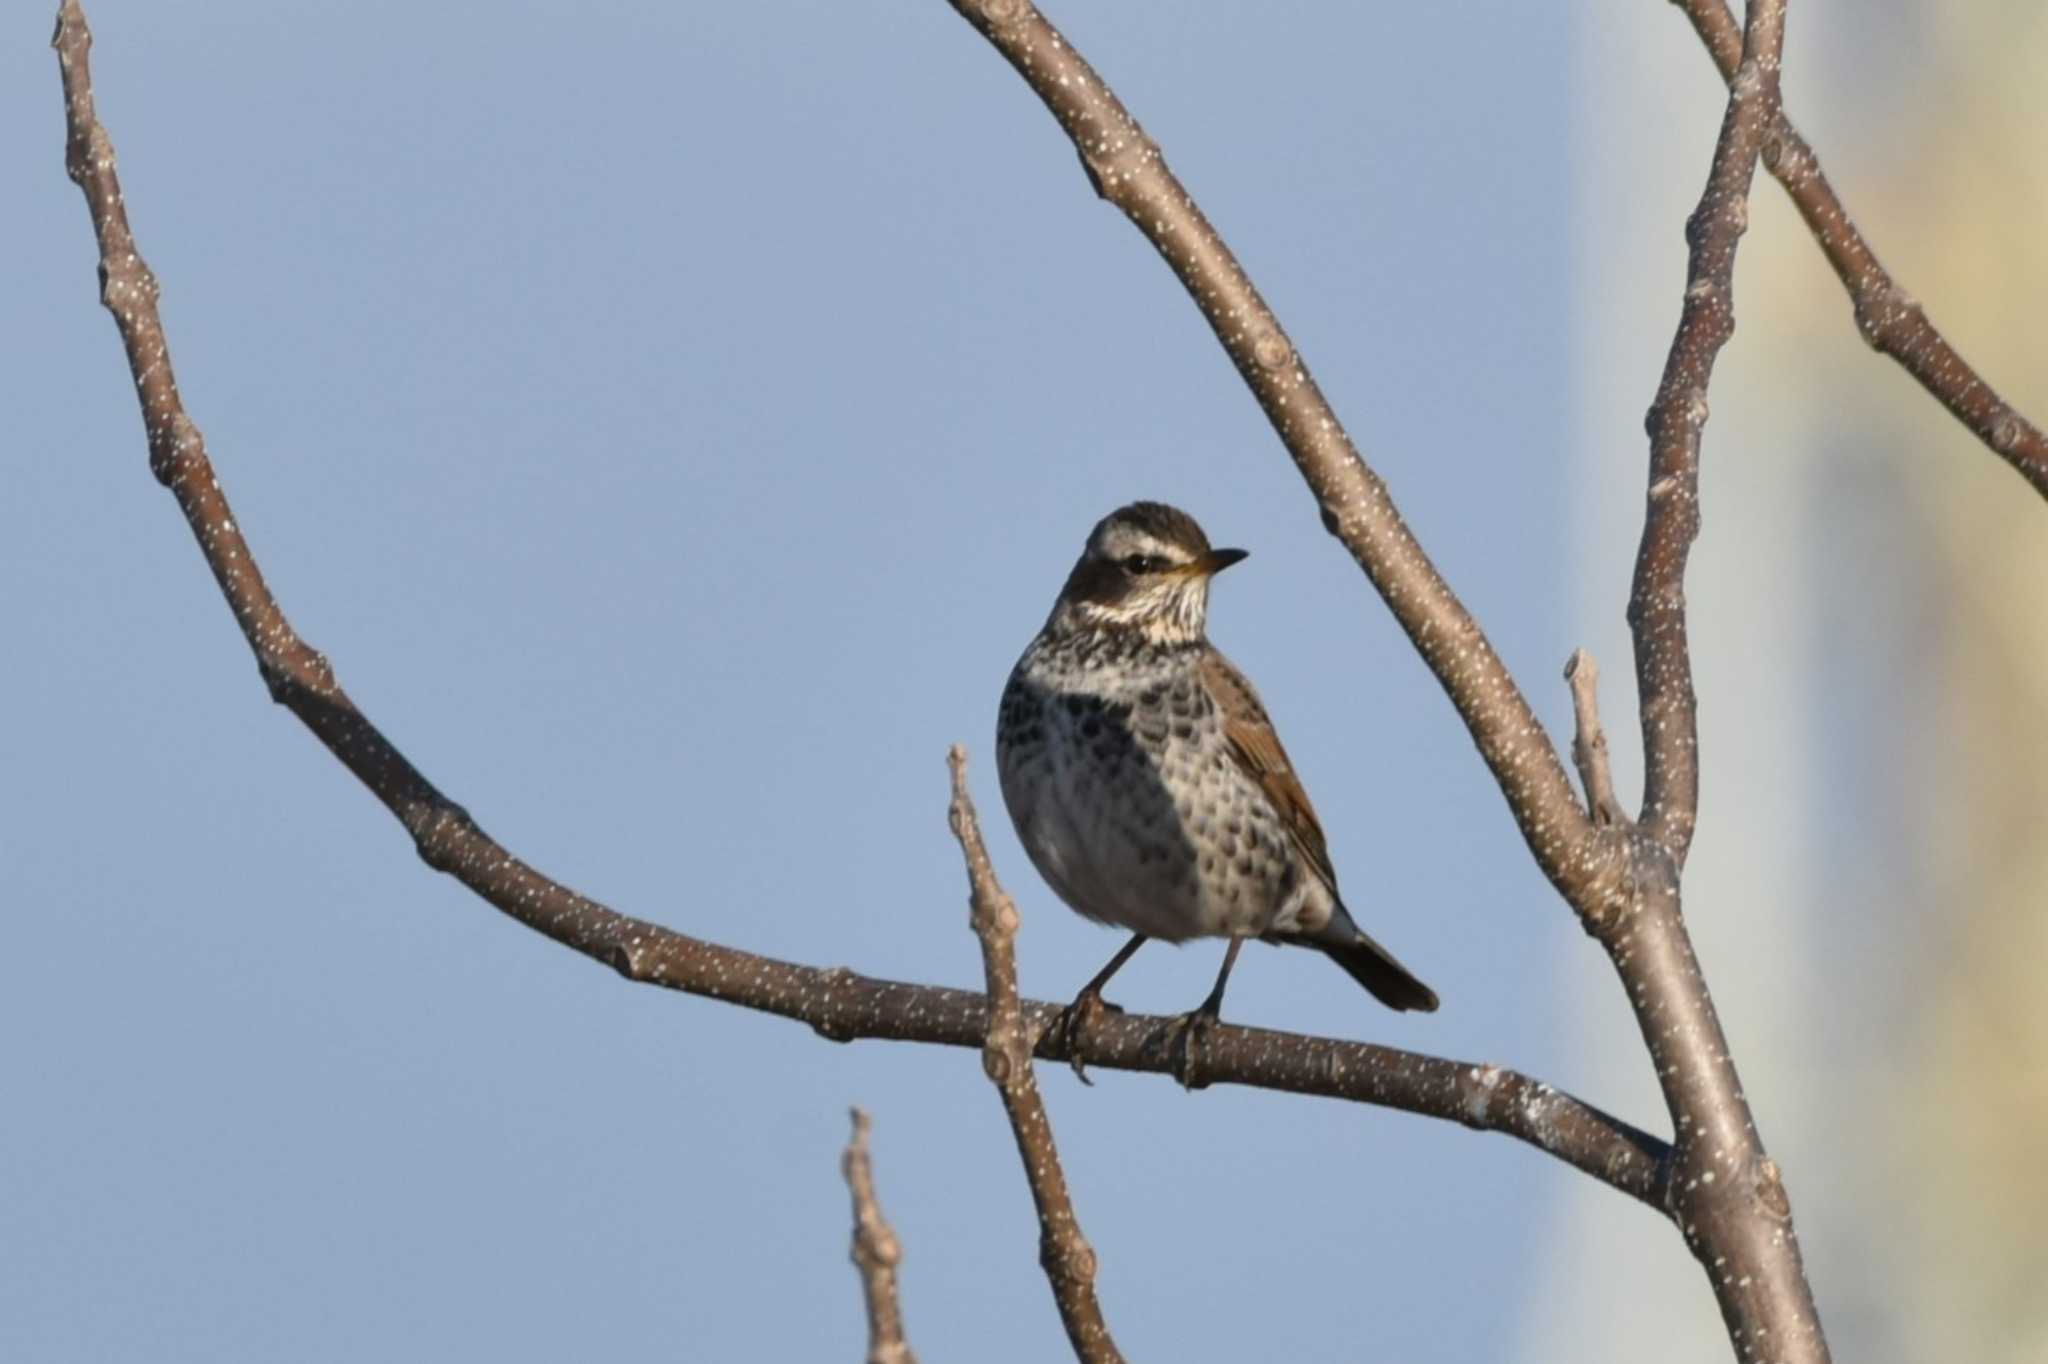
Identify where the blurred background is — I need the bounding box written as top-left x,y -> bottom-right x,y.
3,2 -> 2041,1360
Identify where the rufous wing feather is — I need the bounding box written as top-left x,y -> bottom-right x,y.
1201,650 -> 1438,1012
1199,649 -> 1338,892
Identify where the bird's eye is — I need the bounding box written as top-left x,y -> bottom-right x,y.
1121,554 -> 1163,574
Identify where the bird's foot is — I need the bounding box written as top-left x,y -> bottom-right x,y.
1053,989 -> 1123,1085
1159,1004 -> 1222,1091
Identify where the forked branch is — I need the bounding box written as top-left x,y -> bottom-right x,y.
1674,0 -> 2048,500
1619,4 -> 1831,1361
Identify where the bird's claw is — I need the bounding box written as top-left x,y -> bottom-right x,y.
1160,1006 -> 1220,1091
1054,990 -> 1123,1084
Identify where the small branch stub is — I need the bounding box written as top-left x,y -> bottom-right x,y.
1564,649 -> 1624,828
843,1108 -> 918,1364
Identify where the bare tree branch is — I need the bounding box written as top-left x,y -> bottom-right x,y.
941,0 -> 1598,903
948,749 -> 1122,1364
1564,650 -> 1622,828
1675,0 -> 2048,501
1630,0 -> 1787,866
49,0 -> 1668,1215
843,1109 -> 918,1364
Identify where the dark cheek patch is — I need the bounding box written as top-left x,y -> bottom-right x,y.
1059,555 -> 1127,607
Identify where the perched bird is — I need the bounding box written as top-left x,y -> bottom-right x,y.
996,501 -> 1436,1060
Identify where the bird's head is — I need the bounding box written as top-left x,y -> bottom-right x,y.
1047,501 -> 1247,645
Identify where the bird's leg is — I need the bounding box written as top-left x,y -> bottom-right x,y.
1167,936 -> 1245,1090
1193,935 -> 1245,1021
1055,932 -> 1147,1084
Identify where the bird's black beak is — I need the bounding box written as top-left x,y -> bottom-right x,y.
1198,547 -> 1249,576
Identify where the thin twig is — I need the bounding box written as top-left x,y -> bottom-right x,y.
1674,0 -> 2048,501
948,748 -> 1122,1364
1563,650 -> 1622,827
1628,0 -> 1787,866
843,1109 -> 918,1364
943,0 -> 1595,903
50,0 -> 1672,1215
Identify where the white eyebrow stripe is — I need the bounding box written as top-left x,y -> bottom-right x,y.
1093,528 -> 1178,561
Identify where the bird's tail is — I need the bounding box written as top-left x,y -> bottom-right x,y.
1303,906 -> 1438,1012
